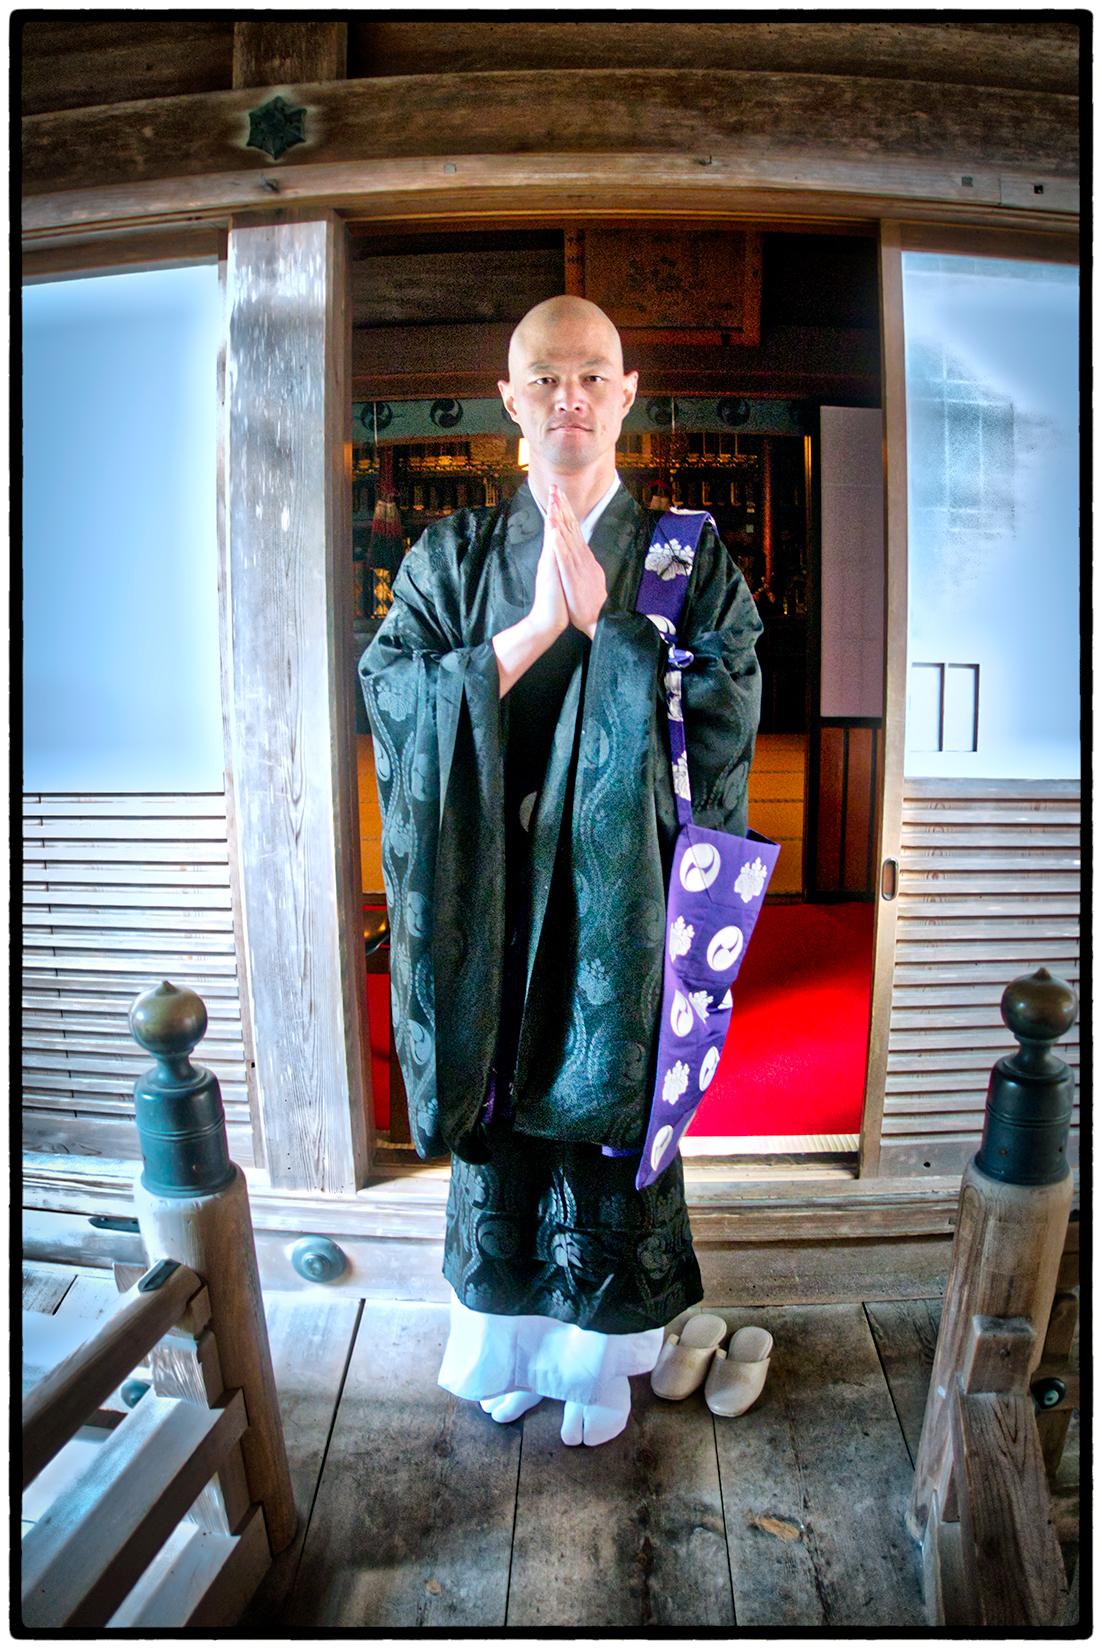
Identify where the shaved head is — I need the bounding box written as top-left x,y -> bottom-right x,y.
499,294 -> 638,509
507,295 -> 625,382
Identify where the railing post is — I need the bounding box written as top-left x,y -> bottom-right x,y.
128,980 -> 296,1553
907,968 -> 1077,1545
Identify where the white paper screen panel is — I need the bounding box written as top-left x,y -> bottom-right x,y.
901,254 -> 1079,780
23,266 -> 224,793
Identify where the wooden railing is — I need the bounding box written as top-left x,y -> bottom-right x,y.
22,1260 -> 267,1629
907,968 -> 1078,1627
21,981 -> 295,1629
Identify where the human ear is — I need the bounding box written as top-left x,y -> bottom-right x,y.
498,380 -> 522,425
621,370 -> 639,413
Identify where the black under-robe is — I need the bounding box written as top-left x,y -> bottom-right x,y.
360,481 -> 762,1332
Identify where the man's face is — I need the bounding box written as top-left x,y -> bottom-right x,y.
499,306 -> 638,477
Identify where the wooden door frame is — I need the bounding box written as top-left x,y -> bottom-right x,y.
22,158 -> 1078,1200
860,216 -> 1080,1177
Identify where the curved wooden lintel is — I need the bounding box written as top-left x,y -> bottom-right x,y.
23,150 -> 1079,257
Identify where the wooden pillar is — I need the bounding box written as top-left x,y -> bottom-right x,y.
860,220 -> 908,1176
233,21 -> 347,88
224,210 -> 370,1191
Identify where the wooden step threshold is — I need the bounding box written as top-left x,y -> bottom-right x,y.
34,1151 -> 1077,1307
22,1150 -> 985,1244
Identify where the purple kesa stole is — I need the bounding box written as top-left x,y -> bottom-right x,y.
632,510 -> 779,1189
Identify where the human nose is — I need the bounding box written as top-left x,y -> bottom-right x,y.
554,375 -> 589,410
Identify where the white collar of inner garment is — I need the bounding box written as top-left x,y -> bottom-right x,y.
530,474 -> 622,545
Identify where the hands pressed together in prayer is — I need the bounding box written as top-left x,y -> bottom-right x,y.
493,485 -> 608,697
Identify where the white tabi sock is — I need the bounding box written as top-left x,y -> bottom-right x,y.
479,1390 -> 543,1423
560,1375 -> 632,1447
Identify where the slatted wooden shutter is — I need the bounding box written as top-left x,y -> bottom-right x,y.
879,779 -> 1080,1175
23,794 -> 258,1167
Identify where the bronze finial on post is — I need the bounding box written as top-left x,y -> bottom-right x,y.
130,981 -> 235,1197
906,968 -> 1077,1547
129,981 -> 297,1553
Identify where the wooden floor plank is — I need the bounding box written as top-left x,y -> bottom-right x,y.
23,1261 -> 78,1315
508,1379 -> 733,1629
714,1304 -> 925,1629
864,1298 -> 943,1465
286,1301 -> 519,1629
236,1295 -> 364,1629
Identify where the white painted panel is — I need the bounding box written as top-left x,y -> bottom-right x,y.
23,268 -> 224,792
902,255 -> 1079,779
943,664 -> 979,753
907,664 -> 943,752
819,407 -> 885,717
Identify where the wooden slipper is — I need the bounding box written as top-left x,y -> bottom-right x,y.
704,1325 -> 773,1417
649,1312 -> 728,1399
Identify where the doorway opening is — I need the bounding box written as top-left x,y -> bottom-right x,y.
349,222 -> 882,1163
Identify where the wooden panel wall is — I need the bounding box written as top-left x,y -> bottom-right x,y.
878,779 -> 1080,1176
811,720 -> 881,898
747,734 -> 806,896
23,794 -> 258,1166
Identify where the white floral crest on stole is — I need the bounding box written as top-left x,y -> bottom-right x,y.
664,671 -> 684,721
645,540 -> 695,581
688,989 -> 712,1021
734,857 -> 768,903
669,916 -> 694,958
672,752 -> 691,800
662,1061 -> 690,1105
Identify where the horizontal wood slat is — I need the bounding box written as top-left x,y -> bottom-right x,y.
24,1079 -> 251,1109
27,842 -> 232,864
25,887 -> 233,909
24,793 -> 227,812
892,979 -> 1078,1007
25,968 -> 242,992
21,1109 -> 257,1166
885,1068 -> 1075,1095
25,864 -> 232,886
22,995 -> 245,1022
882,780 -> 1080,1179
900,829 -> 1081,847
26,817 -> 230,840
21,794 -> 255,1169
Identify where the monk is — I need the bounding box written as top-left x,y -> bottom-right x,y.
360,296 -> 762,1444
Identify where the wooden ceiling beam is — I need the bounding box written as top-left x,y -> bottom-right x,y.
23,153 -> 1080,252
21,70 -> 1078,203
232,21 -> 347,90
348,20 -> 1080,96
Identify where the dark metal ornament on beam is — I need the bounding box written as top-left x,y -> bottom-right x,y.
245,95 -> 308,162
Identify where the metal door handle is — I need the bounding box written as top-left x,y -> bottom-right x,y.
881,859 -> 899,900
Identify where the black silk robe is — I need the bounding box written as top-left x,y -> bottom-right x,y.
360,482 -> 762,1164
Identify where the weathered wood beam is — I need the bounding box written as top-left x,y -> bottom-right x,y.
19,18 -> 234,117
223,209 -> 370,1193
350,322 -> 882,404
19,19 -> 1080,120
22,158 -> 1080,252
21,71 -> 1079,202
232,21 -> 347,90
348,19 -> 1081,96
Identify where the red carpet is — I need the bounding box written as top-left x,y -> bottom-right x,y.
367,902 -> 875,1140
686,902 -> 874,1139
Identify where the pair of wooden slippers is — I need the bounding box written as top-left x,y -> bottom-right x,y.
650,1312 -> 773,1417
